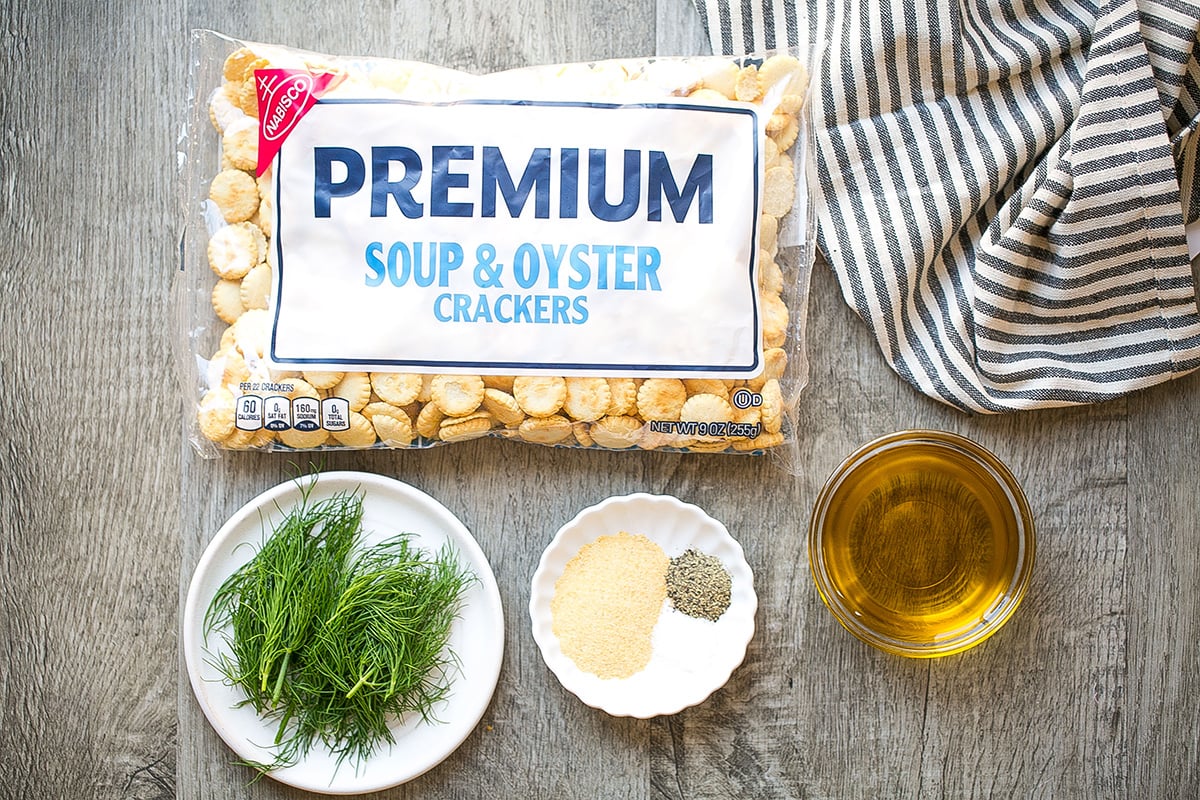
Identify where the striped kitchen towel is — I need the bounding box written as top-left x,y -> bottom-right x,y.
692,0 -> 1200,411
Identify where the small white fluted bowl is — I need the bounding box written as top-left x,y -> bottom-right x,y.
529,493 -> 757,717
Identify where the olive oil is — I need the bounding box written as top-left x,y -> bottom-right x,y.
810,432 -> 1034,656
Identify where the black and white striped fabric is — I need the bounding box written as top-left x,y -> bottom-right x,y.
693,0 -> 1200,411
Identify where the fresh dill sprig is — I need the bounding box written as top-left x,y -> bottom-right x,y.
203,482 -> 475,777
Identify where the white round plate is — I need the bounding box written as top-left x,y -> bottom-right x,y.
183,471 -> 504,795
529,493 -> 756,718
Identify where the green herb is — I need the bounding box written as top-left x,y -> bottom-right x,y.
203,482 -> 475,775
665,548 -> 732,622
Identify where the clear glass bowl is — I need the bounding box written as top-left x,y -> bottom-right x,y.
809,430 -> 1035,658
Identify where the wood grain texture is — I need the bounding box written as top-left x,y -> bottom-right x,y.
1127,375 -> 1200,796
1,2 -> 183,798
2,0 -> 1199,798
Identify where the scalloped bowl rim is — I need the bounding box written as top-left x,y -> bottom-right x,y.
529,493 -> 757,718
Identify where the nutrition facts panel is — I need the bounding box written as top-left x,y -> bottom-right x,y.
234,392 -> 350,432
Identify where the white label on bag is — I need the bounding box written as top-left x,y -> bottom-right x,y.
269,98 -> 762,377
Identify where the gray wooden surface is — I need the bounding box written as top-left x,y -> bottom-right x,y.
2,1 -> 1199,798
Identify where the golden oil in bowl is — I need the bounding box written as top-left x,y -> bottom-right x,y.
809,430 -> 1034,657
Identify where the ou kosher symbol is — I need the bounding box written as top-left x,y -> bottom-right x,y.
732,388 -> 762,409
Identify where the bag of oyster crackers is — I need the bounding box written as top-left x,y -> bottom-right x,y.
178,30 -> 816,469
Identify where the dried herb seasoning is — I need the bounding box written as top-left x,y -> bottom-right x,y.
666,548 -> 732,622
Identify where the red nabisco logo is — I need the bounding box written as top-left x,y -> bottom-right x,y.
261,72 -> 312,142
255,68 -> 339,176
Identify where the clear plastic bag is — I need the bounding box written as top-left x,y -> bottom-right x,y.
178,30 -> 816,467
